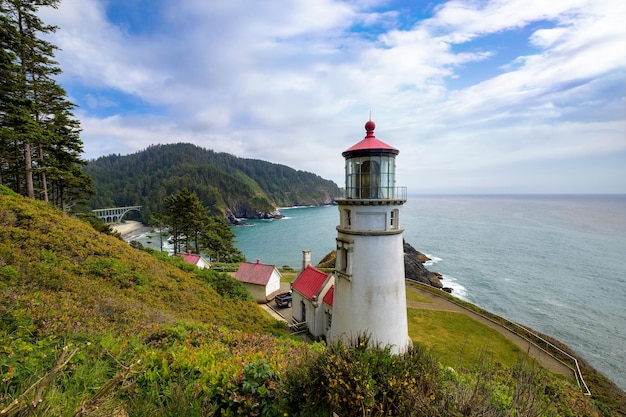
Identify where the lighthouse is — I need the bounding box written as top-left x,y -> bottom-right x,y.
329,119 -> 410,353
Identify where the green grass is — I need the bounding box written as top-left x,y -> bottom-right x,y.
280,271 -> 298,283
405,286 -> 433,303
408,309 -> 522,369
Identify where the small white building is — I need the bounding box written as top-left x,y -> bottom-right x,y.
291,264 -> 335,339
234,260 -> 282,303
180,250 -> 211,269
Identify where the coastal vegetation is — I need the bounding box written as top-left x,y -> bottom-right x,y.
83,143 -> 340,223
2,185 -> 622,416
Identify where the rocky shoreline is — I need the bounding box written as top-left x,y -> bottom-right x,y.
226,209 -> 283,225
402,240 -> 452,292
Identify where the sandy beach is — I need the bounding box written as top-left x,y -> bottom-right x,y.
111,220 -> 149,238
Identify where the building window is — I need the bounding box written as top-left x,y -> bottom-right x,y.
390,209 -> 399,230
301,301 -> 306,322
342,209 -> 351,228
336,239 -> 353,275
337,247 -> 347,273
326,310 -> 332,330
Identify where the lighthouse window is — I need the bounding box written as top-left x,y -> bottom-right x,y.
390,209 -> 399,229
357,159 -> 380,198
336,239 -> 352,275
337,246 -> 347,273
343,209 -> 351,228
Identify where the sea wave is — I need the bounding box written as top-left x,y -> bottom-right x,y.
440,274 -> 468,300
423,254 -> 442,266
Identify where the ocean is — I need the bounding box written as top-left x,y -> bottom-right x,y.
231,195 -> 626,390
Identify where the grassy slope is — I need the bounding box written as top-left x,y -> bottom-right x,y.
0,187 -> 271,335
408,309 -> 522,369
0,187 -> 311,415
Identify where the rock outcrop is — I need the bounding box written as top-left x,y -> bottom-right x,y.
403,240 -> 443,289
226,209 -> 284,225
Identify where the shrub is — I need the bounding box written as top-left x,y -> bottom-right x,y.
280,334 -> 440,417
196,269 -> 253,302
216,361 -> 281,417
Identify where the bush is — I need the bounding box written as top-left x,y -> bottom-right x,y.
216,361 -> 281,417
196,269 -> 253,302
280,334 -> 440,417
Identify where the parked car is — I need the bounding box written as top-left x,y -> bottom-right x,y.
275,291 -> 292,308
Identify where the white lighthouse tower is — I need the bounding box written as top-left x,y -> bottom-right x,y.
329,119 -> 410,353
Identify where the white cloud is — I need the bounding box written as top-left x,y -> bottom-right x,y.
39,0 -> 626,193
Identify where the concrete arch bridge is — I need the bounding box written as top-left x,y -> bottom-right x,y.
92,206 -> 142,223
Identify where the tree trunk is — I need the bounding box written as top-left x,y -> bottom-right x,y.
38,144 -> 48,202
24,141 -> 35,199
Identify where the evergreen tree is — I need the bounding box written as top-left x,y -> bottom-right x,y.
200,216 -> 244,263
164,188 -> 208,255
163,188 -> 243,262
0,0 -> 91,211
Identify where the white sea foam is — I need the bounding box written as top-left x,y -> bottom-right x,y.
423,254 -> 442,266
440,274 -> 469,300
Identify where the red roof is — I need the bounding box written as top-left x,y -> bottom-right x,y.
343,120 -> 398,153
180,252 -> 204,266
322,285 -> 334,306
292,265 -> 330,300
235,260 -> 277,285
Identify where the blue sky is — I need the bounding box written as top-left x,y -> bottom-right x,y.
40,0 -> 625,194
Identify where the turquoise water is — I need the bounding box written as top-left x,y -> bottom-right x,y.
232,195 -> 626,390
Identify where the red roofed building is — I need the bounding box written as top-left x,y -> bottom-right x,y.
235,259 -> 282,303
180,250 -> 211,269
292,264 -> 335,339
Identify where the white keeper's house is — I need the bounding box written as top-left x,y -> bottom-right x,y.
234,259 -> 282,303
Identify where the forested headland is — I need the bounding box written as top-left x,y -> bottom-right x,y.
84,143 -> 340,224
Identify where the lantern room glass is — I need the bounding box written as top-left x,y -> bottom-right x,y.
345,154 -> 396,199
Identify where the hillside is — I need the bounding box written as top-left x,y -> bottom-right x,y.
0,185 -> 308,415
1,187 -> 620,416
83,143 -> 340,223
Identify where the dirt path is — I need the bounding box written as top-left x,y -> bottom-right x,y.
406,285 -> 575,378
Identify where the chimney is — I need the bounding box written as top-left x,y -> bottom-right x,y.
256,259 -> 260,264
302,250 -> 311,270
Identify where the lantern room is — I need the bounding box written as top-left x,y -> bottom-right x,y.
342,120 -> 399,199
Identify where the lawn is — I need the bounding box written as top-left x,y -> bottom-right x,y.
405,285 -> 433,303
407,309 -> 523,370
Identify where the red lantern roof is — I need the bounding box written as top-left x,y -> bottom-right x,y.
343,120 -> 398,155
